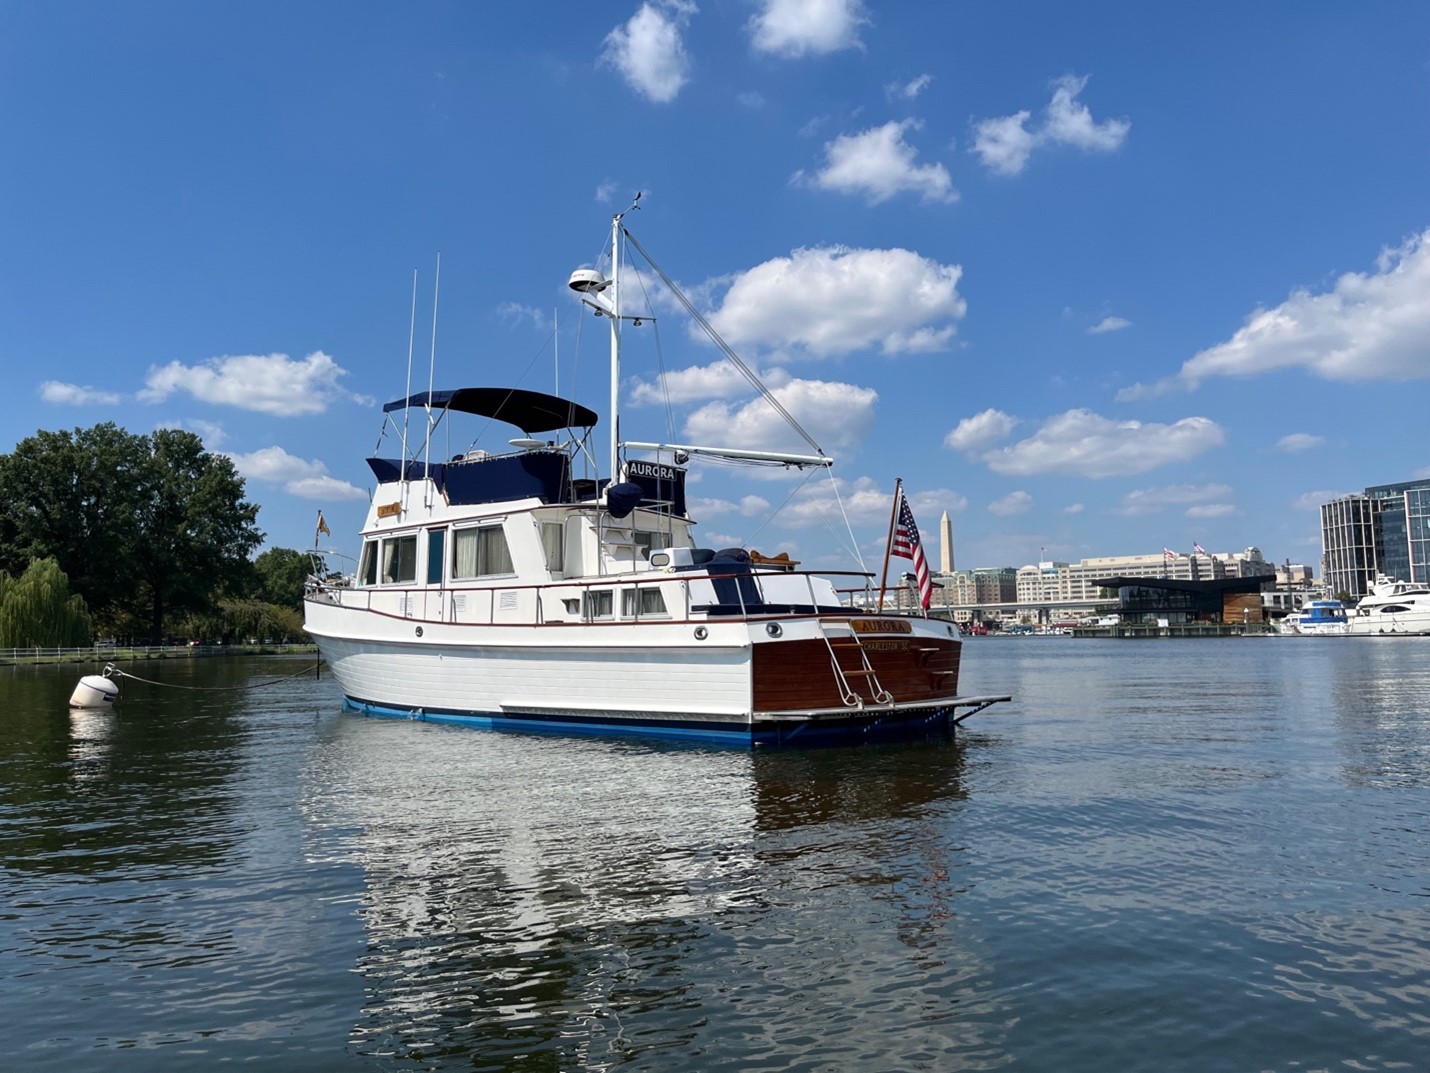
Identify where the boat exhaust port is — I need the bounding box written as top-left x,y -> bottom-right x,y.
766,623 -> 782,637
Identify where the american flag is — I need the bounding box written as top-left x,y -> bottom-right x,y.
1194,543 -> 1206,555
1163,547 -> 1177,559
892,490 -> 933,609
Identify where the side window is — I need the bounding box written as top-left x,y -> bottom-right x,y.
582,590 -> 613,619
621,588 -> 667,617
359,541 -> 378,586
381,535 -> 417,584
426,529 -> 445,585
452,525 -> 514,579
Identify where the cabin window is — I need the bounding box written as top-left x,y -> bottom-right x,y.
634,530 -> 671,558
541,521 -> 565,574
452,525 -> 513,578
381,535 -> 418,584
426,529 -> 445,585
582,590 -> 613,619
359,541 -> 378,586
622,588 -> 667,617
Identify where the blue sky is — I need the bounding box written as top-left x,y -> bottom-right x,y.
4,2 -> 1429,576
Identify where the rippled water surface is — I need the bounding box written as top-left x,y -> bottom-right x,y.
3,640 -> 1430,1071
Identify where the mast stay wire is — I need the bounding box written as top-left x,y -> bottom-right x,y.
621,227 -> 824,459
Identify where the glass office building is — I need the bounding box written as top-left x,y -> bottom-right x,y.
1321,479 -> 1430,597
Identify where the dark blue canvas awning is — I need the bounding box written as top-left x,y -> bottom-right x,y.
382,387 -> 598,434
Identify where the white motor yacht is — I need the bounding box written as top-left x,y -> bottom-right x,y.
1348,576 -> 1430,636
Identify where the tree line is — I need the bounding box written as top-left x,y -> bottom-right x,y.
0,422 -> 318,646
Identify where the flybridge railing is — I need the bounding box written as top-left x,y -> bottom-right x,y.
309,567 -> 894,627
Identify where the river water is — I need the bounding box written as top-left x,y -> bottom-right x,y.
3,638 -> 1428,1072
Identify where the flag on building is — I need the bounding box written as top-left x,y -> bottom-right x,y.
1163,547 -> 1176,559
1194,543 -> 1206,555
892,490 -> 933,609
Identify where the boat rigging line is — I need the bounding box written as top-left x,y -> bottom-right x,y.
620,225 -> 824,460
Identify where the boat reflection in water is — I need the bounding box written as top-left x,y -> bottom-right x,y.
304,717 -> 1007,1068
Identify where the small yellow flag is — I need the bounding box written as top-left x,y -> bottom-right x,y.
316,510 -> 331,538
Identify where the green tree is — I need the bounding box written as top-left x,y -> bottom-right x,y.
253,547 -> 315,611
0,423 -> 264,640
0,423 -> 148,621
0,558 -> 93,647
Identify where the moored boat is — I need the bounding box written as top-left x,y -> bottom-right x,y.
1277,598 -> 1349,636
303,207 -> 1009,745
1348,576 -> 1430,636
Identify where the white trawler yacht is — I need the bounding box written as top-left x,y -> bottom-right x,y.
304,205 -> 1009,744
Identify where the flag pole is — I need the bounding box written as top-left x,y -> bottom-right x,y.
878,477 -> 902,610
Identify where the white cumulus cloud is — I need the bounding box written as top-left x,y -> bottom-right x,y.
1116,483 -> 1234,516
1167,229 -> 1430,391
1089,315 -> 1131,334
989,490 -> 1033,516
39,381 -> 122,405
973,75 -> 1129,176
629,360 -> 791,405
706,245 -> 965,357
795,119 -> 957,204
1186,503 -> 1237,519
601,2 -> 695,104
140,351 -> 357,417
749,0 -> 867,57
887,73 -> 933,100
945,408 -> 1017,452
971,409 -> 1224,478
683,377 -> 876,456
779,476 -> 964,530
1275,433 -> 1326,452
227,445 -> 367,501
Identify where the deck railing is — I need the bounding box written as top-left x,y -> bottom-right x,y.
309,567 -> 889,627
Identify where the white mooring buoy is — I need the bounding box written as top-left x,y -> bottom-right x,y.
70,674 -> 119,709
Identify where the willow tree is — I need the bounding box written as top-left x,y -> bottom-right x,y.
0,558 -> 92,647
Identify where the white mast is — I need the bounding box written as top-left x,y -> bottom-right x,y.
607,211 -> 621,485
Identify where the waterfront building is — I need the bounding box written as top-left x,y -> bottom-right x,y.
1014,548 -> 1275,607
1095,575 -> 1270,627
1320,479 -> 1430,597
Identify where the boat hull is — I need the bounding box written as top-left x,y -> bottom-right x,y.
307,600 -> 986,745
1347,612 -> 1430,636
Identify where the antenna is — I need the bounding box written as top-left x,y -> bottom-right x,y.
423,254 -> 441,490
402,270 -> 417,467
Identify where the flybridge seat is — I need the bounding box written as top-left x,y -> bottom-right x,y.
685,548 -> 845,616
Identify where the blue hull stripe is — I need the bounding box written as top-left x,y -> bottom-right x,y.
341,696 -> 955,748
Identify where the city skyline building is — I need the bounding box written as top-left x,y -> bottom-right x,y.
1014,548 -> 1276,607
1321,479 -> 1430,598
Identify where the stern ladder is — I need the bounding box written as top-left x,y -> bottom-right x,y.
818,621 -> 893,707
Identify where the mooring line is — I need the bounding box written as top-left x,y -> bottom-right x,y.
102,661 -> 323,691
